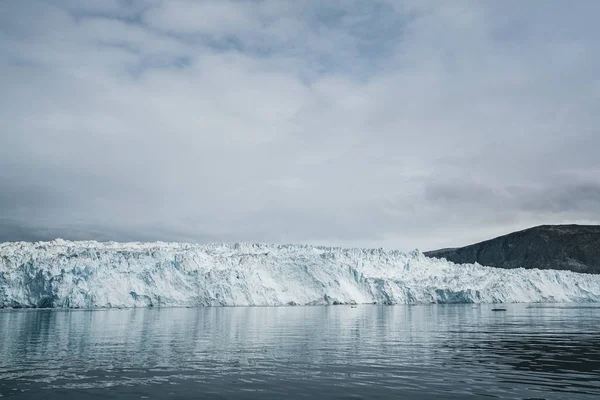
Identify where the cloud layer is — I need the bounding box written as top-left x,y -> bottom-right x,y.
1,0 -> 599,250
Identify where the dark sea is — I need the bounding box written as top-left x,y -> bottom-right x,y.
1,304 -> 599,399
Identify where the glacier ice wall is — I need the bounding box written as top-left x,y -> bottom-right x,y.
1,239 -> 600,308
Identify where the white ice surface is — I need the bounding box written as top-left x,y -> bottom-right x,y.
1,239 -> 599,308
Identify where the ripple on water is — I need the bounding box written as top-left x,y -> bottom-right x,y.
0,305 -> 599,399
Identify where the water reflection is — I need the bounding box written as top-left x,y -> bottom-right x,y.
0,305 -> 599,399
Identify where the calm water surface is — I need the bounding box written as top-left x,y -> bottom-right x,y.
1,304 -> 599,399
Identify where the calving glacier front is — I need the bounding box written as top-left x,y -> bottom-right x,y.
1,240 -> 599,308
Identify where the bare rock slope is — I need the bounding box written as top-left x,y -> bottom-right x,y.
425,225 -> 600,274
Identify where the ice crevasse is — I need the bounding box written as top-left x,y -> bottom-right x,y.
1,239 -> 600,308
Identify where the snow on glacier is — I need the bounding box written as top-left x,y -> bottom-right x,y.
1,239 -> 599,308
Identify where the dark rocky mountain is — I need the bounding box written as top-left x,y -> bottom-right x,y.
424,225 -> 600,274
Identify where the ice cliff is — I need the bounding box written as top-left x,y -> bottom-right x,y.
1,239 -> 600,308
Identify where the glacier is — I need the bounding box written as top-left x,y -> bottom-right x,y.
1,239 -> 600,308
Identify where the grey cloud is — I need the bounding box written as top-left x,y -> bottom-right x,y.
519,183 -> 600,215
424,182 -> 502,205
1,0 -> 599,251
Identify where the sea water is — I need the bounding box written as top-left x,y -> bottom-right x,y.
1,304 -> 599,399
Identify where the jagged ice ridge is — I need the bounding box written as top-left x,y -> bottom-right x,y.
1,239 -> 600,308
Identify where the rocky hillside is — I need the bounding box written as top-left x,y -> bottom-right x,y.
425,225 -> 600,274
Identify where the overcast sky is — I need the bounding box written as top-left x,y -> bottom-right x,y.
1,0 -> 599,251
